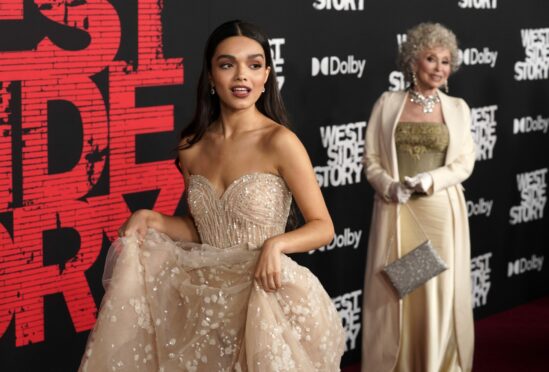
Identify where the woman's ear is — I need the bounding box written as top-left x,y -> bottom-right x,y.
409,62 -> 417,74
264,66 -> 271,84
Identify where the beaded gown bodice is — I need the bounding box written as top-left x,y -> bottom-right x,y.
395,122 -> 449,181
188,173 -> 292,248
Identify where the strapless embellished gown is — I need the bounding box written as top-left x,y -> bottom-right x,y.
79,173 -> 345,372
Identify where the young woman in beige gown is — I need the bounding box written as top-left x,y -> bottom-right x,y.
79,20 -> 345,372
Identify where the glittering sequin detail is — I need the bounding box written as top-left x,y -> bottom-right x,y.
188,173 -> 292,248
79,173 -> 345,372
395,122 -> 449,160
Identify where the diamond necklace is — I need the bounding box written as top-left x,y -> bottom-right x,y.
409,89 -> 440,114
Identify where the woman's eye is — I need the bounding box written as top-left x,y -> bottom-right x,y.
426,56 -> 435,62
219,63 -> 232,69
442,60 -> 450,65
250,63 -> 263,69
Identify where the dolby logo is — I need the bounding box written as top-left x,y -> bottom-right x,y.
311,55 -> 366,78
507,254 -> 544,277
459,47 -> 498,68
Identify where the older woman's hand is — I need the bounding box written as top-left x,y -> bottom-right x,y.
386,182 -> 413,204
404,173 -> 433,194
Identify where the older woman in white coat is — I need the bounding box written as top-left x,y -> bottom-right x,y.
361,23 -> 475,372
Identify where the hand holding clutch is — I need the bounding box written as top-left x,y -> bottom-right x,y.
387,182 -> 413,204
404,173 -> 433,194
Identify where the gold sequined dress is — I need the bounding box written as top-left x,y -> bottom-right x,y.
394,122 -> 462,372
79,173 -> 345,372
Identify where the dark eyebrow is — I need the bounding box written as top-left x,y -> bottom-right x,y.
216,53 -> 265,61
216,54 -> 235,61
247,54 -> 265,60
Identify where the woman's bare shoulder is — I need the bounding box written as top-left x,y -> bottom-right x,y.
177,135 -> 205,173
262,122 -> 298,148
264,124 -> 310,172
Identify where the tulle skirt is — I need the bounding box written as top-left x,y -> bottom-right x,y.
79,229 -> 345,372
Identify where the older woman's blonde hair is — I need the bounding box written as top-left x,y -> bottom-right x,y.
397,22 -> 460,83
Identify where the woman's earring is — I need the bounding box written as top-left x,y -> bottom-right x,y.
210,86 -> 215,95
412,71 -> 418,88
261,87 -> 265,93
443,81 -> 449,93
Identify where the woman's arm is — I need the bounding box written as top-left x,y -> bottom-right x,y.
254,127 -> 334,291
119,148 -> 200,243
363,92 -> 396,201
269,127 -> 335,253
119,209 -> 200,243
427,98 -> 476,193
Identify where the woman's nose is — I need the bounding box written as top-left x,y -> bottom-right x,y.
235,65 -> 248,81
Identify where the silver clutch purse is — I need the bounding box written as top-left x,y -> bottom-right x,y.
382,239 -> 448,298
382,204 -> 448,299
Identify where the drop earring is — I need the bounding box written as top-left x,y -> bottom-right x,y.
210,86 -> 215,95
412,71 -> 418,88
443,81 -> 449,93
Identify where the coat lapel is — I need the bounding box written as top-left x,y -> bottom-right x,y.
439,90 -> 460,164
382,91 -> 407,179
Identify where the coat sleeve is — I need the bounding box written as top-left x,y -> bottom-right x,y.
363,92 -> 394,202
428,98 -> 476,193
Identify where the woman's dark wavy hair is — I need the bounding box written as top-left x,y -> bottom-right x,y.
178,20 -> 298,230
179,20 -> 289,149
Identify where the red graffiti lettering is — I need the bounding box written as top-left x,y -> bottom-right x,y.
0,0 -> 184,347
0,1 -> 23,20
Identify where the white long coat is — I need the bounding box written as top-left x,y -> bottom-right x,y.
361,90 -> 475,372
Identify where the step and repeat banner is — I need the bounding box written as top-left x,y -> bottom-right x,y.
0,0 -> 548,370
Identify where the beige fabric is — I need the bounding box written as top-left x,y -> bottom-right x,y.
361,91 -> 475,372
395,122 -> 459,371
79,173 -> 345,372
395,194 -> 460,372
